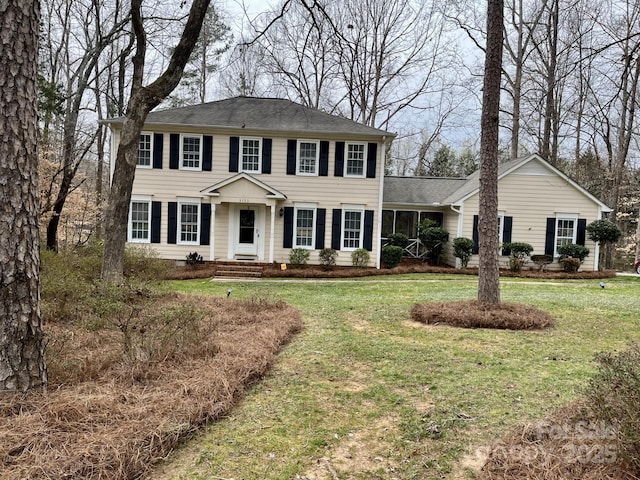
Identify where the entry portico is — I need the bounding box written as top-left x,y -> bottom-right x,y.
202,172 -> 286,263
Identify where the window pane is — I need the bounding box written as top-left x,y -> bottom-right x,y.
346,144 -> 365,176
395,211 -> 418,238
182,137 -> 201,168
137,134 -> 152,166
295,209 -> 314,247
131,202 -> 149,240
556,219 -> 575,252
180,204 -> 199,243
343,210 -> 362,249
382,210 -> 394,237
298,142 -> 317,174
419,211 -> 443,226
242,139 -> 260,171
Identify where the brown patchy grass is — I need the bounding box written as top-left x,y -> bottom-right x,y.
410,300 -> 556,330
479,403 -> 638,479
0,294 -> 301,480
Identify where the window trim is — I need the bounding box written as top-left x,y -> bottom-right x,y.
180,134 -> 203,171
498,211 -> 505,255
554,213 -> 578,257
177,198 -> 201,245
240,137 -> 262,173
136,132 -> 153,168
344,142 -> 366,178
293,203 -> 317,249
296,139 -> 320,176
128,196 -> 152,243
341,204 -> 365,251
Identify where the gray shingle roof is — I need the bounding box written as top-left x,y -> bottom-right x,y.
383,176 -> 468,205
108,96 -> 393,137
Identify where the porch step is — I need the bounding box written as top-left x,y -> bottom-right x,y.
214,263 -> 264,279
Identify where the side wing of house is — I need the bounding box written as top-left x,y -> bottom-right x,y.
111,126 -> 387,268
456,158 -> 609,271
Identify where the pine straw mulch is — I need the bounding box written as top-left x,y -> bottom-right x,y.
0,294 -> 302,480
166,262 -> 618,281
410,300 -> 556,330
479,403 -> 638,479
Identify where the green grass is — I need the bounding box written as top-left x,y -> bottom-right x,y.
155,274 -> 640,480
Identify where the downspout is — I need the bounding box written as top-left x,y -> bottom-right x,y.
450,204 -> 463,268
376,136 -> 387,269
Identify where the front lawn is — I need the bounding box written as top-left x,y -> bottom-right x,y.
153,274 -> 640,479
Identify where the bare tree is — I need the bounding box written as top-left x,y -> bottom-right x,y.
0,0 -> 47,391
478,0 -> 504,305
101,0 -> 212,282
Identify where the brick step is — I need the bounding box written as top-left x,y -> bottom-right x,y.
215,270 -> 263,278
214,263 -> 264,278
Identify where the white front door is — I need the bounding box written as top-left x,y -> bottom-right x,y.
230,205 -> 265,259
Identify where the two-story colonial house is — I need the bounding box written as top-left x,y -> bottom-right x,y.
106,96 -> 394,268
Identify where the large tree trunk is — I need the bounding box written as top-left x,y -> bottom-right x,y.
101,0 -> 211,283
0,0 -> 47,392
478,0 -> 504,305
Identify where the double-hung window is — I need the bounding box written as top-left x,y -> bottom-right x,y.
294,205 -> 316,248
181,135 -> 202,170
555,215 -> 577,255
297,140 -> 319,175
179,201 -> 200,244
128,197 -> 151,242
345,143 -> 365,177
342,206 -> 364,250
241,138 -> 261,173
137,133 -> 152,167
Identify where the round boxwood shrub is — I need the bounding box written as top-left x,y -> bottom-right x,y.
319,248 -> 338,270
557,243 -> 590,262
386,232 -> 410,248
453,237 -> 474,268
351,248 -> 370,268
502,242 -> 534,272
289,248 -> 310,267
381,245 -> 404,268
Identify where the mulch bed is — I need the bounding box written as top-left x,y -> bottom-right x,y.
0,294 -> 302,480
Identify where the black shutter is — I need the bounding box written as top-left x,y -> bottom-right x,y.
319,141 -> 329,176
502,216 -> 513,244
544,217 -> 556,255
315,208 -> 326,249
472,215 -> 479,254
286,140 -> 297,175
331,209 -> 342,250
203,135 -> 213,171
200,203 -> 211,245
334,142 -> 345,177
151,201 -> 161,243
168,202 -> 178,244
283,207 -> 294,248
262,138 -> 272,174
152,133 -> 163,169
363,210 -> 374,251
229,136 -> 239,172
576,218 -> 587,245
366,143 -> 377,178
169,134 -> 179,169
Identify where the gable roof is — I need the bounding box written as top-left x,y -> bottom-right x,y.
201,172 -> 287,199
106,96 -> 393,138
383,176 -> 468,206
441,153 -> 611,211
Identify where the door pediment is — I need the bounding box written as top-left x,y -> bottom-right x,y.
201,173 -> 286,204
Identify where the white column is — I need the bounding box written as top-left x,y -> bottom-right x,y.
269,203 -> 276,263
210,203 -> 216,261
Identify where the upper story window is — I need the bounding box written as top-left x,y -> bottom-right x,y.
345,143 -> 365,177
181,134 -> 202,170
555,215 -> 577,256
242,138 -> 261,173
297,140 -> 319,175
137,133 -> 153,167
128,197 -> 151,242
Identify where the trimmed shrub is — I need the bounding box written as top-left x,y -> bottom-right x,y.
185,252 -> 204,267
417,219 -> 449,265
453,237 -> 474,268
586,344 -> 640,472
319,248 -> 338,270
503,242 -> 533,272
381,245 -> 403,268
386,232 -> 410,248
586,219 -> 622,244
530,254 -> 553,271
289,248 -> 310,267
351,248 -> 370,268
559,257 -> 581,273
558,243 -> 590,273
